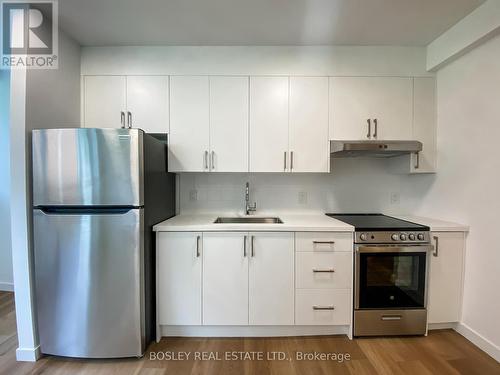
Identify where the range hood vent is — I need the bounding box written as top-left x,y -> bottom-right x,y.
330,140 -> 422,158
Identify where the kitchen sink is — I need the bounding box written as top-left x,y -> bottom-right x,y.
214,217 -> 283,224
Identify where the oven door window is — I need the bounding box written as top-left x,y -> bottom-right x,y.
358,252 -> 426,309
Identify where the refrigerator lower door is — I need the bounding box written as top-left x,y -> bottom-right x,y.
33,208 -> 145,358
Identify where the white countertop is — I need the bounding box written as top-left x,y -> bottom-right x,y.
391,215 -> 469,232
153,213 -> 354,232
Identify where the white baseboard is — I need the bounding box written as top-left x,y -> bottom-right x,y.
0,282 -> 14,292
455,323 -> 500,363
160,325 -> 349,338
428,322 -> 458,330
16,346 -> 41,362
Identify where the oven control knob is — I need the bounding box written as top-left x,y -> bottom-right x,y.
417,233 -> 425,241
409,233 -> 416,241
400,234 -> 407,241
359,233 -> 367,241
391,234 -> 399,241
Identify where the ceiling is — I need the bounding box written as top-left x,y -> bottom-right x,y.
58,0 -> 485,46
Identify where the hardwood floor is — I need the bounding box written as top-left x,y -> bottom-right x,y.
1,291 -> 499,375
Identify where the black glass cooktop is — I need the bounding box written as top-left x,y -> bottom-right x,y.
326,213 -> 429,231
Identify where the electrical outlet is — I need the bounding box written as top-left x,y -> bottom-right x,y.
189,190 -> 198,202
298,191 -> 308,205
390,192 -> 400,205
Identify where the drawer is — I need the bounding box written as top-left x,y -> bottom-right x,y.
295,289 -> 351,325
295,232 -> 352,252
296,252 -> 352,289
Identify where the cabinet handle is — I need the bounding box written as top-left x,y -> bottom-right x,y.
373,118 -> 378,138
312,241 -> 335,245
251,235 -> 255,257
290,151 -> 294,171
283,151 -> 287,171
366,119 -> 371,139
211,151 -> 215,171
312,305 -> 335,311
243,235 -> 247,257
196,235 -> 201,257
312,269 -> 335,273
381,315 -> 402,321
433,235 -> 439,257
414,152 -> 420,170
204,151 -> 209,170
127,111 -> 132,129
120,111 -> 125,129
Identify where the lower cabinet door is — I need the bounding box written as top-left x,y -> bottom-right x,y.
295,289 -> 351,325
203,232 -> 249,325
427,232 -> 465,324
158,232 -> 202,325
249,232 -> 294,325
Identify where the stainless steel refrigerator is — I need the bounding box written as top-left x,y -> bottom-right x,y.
32,128 -> 175,358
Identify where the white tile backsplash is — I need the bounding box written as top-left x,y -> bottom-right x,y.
179,158 -> 418,215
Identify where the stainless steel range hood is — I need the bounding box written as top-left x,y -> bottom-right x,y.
330,140 -> 422,158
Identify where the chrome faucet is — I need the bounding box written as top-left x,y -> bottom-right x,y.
245,182 -> 257,215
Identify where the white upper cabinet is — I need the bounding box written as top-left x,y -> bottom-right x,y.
209,76 -> 249,172
84,75 -> 169,132
427,232 -> 465,324
249,232 -> 294,325
289,77 -> 329,173
249,76 -> 290,172
169,76 -> 210,172
84,76 -> 126,128
411,78 -> 437,173
329,77 -> 412,141
126,76 -> 169,133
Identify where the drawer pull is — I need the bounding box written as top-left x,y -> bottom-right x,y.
381,315 -> 402,321
312,241 -> 335,245
312,268 -> 335,273
312,305 -> 335,311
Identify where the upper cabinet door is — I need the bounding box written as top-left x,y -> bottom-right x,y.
371,77 -> 412,140
209,76 -> 249,172
169,76 -> 209,172
249,232 -> 294,325
329,77 -> 376,140
411,78 -> 436,173
126,76 -> 169,134
249,77 -> 289,172
84,76 -> 126,128
329,77 -> 412,141
289,77 -> 329,173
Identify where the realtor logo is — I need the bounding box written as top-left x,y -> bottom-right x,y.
1,0 -> 58,69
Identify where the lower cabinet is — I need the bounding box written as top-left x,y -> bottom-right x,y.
203,232 -> 294,326
249,233 -> 294,325
157,231 -> 351,332
427,232 -> 465,324
203,232 -> 249,325
157,232 -> 202,325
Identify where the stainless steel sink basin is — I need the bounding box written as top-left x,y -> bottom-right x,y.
214,217 -> 283,224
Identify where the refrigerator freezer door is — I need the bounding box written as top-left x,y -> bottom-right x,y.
33,128 -> 144,207
33,208 -> 145,358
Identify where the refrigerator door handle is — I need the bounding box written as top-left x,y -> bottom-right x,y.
36,207 -> 135,215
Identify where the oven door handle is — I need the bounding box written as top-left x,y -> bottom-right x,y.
356,245 -> 433,254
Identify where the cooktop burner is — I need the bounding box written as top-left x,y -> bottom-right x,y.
326,213 -> 429,231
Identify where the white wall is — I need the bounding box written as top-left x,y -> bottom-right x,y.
10,29 -> 81,361
405,33 -> 500,360
0,70 -> 13,291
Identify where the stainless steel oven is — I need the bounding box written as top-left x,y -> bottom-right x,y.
354,242 -> 431,336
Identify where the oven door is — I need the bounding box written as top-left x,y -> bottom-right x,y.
355,245 -> 431,310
